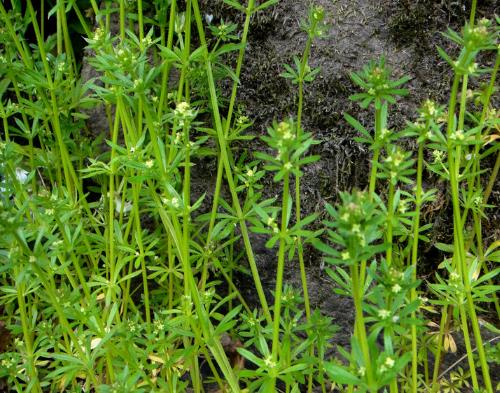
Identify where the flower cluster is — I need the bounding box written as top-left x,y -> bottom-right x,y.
350,58 -> 410,109
379,146 -> 415,185
173,101 -> 196,126
302,5 -> 329,39
462,18 -> 494,50
318,190 -> 385,266
256,119 -> 319,182
208,19 -> 239,41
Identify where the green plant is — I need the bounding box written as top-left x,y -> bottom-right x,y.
0,0 -> 498,392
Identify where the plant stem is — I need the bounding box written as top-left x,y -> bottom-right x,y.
368,105 -> 383,197
151,188 -> 240,392
270,172 -> 290,388
16,279 -> 42,393
386,182 -> 395,266
138,0 -> 144,44
352,264 -> 375,390
431,305 -> 449,391
410,139 -> 424,393
203,0 -> 255,290
191,0 -> 272,324
295,11 -> 317,328
119,0 -> 125,40
446,73 -> 493,393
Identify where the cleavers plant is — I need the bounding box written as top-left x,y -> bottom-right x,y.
0,0 -> 498,392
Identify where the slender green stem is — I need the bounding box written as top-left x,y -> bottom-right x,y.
296,26 -> 316,393
203,0 -> 256,291
107,106 -> 120,287
446,73 -> 493,393
368,105 -> 383,197
119,0 -> 125,40
138,0 -> 144,44
386,182 -> 395,266
352,264 -> 375,390
270,172 -> 290,386
158,0 -> 176,118
458,302 -> 479,389
410,140 -> 424,393
431,306 -> 449,391
151,188 -> 240,392
16,279 -> 42,393
58,0 -> 76,80
191,0 -> 272,324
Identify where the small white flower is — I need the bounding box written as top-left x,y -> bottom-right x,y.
284,162 -> 293,170
432,150 -> 445,163
391,284 -> 402,294
15,167 -> 29,184
174,102 -> 192,117
90,337 -> 102,350
115,196 -> 132,214
145,160 -> 154,168
398,200 -> 408,214
450,130 -> 465,141
264,356 -> 276,369
468,63 -> 478,74
385,357 -> 395,368
205,14 -> 213,24
134,78 -> 143,89
378,309 -> 390,319
419,296 -> 428,303
142,36 -> 153,47
171,197 -> 180,208
341,251 -> 351,261
93,28 -> 104,41
246,169 -> 254,177
282,129 -> 293,140
380,128 -> 390,139
424,99 -> 436,116
237,115 -> 249,125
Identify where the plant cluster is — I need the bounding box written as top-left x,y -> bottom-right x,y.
0,0 -> 499,392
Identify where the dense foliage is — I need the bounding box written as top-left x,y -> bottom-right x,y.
0,0 -> 498,392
